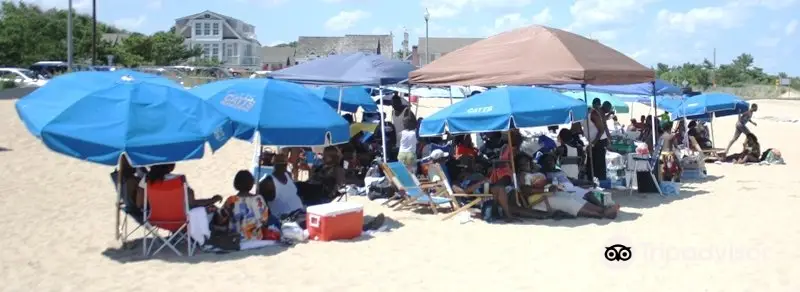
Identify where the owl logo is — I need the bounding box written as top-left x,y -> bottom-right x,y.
604,244 -> 632,261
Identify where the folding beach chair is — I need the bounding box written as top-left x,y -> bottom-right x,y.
626,138 -> 664,196
142,175 -> 196,257
110,171 -> 144,244
426,163 -> 494,220
380,162 -> 455,214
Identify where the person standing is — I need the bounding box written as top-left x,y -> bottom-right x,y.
585,98 -> 609,181
391,93 -> 416,160
397,118 -> 419,174
724,103 -> 758,155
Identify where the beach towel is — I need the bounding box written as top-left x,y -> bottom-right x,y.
188,207 -> 211,245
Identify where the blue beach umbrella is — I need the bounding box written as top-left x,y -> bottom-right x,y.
191,78 -> 350,146
669,93 -> 749,120
419,86 -> 588,136
15,72 -> 234,166
310,85 -> 379,112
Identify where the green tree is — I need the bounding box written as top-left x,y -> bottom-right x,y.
655,52 -> 800,90
0,1 -> 200,67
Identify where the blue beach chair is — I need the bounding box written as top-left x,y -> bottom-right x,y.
380,162 -> 455,214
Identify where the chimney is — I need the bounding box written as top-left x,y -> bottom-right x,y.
411,45 -> 419,67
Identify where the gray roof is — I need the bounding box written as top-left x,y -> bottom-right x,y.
417,37 -> 483,54
101,33 -> 130,45
260,47 -> 296,63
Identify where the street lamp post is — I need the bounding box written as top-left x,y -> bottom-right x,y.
424,9 -> 430,66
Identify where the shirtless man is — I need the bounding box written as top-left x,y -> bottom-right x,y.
724,104 -> 758,155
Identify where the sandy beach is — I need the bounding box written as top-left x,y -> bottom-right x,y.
1,98 -> 799,291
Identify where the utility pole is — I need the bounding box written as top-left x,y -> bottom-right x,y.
67,0 -> 73,71
91,0 -> 97,65
712,48 -> 716,87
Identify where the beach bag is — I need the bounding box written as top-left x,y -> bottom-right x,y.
367,179 -> 395,200
207,230 -> 241,251
660,181 -> 680,196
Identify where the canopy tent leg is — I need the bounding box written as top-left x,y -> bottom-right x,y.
582,85 -> 595,182
449,87 -> 454,105
379,88 -> 388,162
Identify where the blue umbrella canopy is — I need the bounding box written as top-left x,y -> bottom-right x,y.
191,78 -> 350,146
420,86 -> 588,136
310,85 -> 379,112
543,79 -> 682,96
110,69 -> 184,88
15,71 -> 234,166
269,52 -> 415,85
668,93 -> 749,120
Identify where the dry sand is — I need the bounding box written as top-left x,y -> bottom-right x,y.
1,98 -> 800,291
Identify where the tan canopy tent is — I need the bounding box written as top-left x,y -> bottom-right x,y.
409,25 -> 655,86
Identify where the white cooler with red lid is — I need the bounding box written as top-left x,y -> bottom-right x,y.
306,202 -> 363,241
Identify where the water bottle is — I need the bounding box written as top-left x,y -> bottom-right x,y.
593,176 -> 601,189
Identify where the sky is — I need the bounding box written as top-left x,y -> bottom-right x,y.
21,0 -> 800,75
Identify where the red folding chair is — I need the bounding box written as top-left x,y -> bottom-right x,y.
142,175 -> 196,257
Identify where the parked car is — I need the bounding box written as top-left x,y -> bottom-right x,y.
0,67 -> 48,87
29,61 -> 69,78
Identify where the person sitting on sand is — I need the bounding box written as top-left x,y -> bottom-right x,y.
258,154 -> 386,231
296,146 -> 346,206
454,134 -> 478,159
554,128 -> 583,180
219,170 -> 270,241
487,129 -> 529,222
517,155 -> 619,219
725,133 -> 761,164
136,163 -> 222,209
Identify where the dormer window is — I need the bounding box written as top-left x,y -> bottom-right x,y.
204,14 -> 210,19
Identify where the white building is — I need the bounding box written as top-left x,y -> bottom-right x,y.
173,10 -> 261,68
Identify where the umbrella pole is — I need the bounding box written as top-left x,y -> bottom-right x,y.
507,130 -> 521,206
337,87 -> 344,113
378,88 -> 388,162
710,115 -> 716,148
252,132 -> 263,193
582,85 -> 595,182
115,155 -> 123,241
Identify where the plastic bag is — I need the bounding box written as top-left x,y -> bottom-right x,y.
659,181 -> 680,196
281,222 -> 307,242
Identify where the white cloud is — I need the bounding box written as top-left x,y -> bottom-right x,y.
657,0 -> 799,34
268,40 -> 286,46
146,0 -> 162,9
656,6 -> 743,33
324,10 -> 370,31
113,16 -> 147,30
531,7 -> 552,25
486,8 -> 552,35
785,19 -> 798,35
421,0 -> 532,19
21,0 -> 92,13
628,49 -> 649,60
568,0 -> 656,29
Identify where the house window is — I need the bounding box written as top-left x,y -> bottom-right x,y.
211,44 -> 219,60
194,23 -> 201,36
233,43 -> 238,56
202,44 -> 211,59
226,44 -> 233,56
212,23 -> 219,36
203,23 -> 211,35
